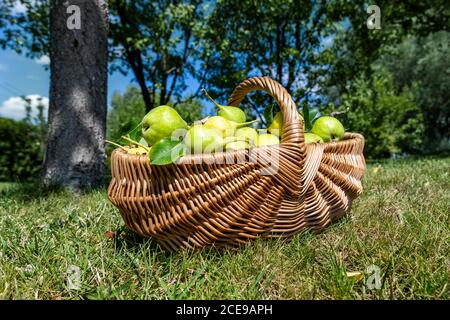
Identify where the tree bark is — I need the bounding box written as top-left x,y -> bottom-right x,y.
42,0 -> 108,190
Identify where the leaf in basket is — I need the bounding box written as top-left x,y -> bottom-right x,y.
149,138 -> 186,165
309,107 -> 320,124
263,104 -> 275,126
125,122 -> 143,143
302,104 -> 320,131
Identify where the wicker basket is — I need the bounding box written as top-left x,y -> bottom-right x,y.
107,77 -> 366,251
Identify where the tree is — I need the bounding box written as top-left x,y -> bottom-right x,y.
324,0 -> 450,96
1,0 -> 213,112
333,69 -> 423,158
42,0 -> 108,189
199,0 -> 336,125
383,32 -> 450,153
0,118 -> 43,182
109,0 -> 212,111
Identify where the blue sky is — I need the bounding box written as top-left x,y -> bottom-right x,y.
0,48 -> 205,120
0,48 -> 135,120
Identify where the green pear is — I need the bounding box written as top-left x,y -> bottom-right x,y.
311,116 -> 345,142
184,125 -> 224,154
142,105 -> 188,146
204,116 -> 257,137
235,127 -> 258,143
256,133 -> 279,147
225,140 -> 250,151
202,88 -> 246,123
268,111 -> 304,137
304,132 -> 324,144
268,111 -> 283,137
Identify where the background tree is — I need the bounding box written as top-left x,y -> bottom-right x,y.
383,32 -> 450,153
1,0 -> 212,111
108,0 -> 212,111
325,0 -> 450,96
329,69 -> 424,158
199,0 -> 336,125
42,0 -> 109,189
0,117 -> 43,181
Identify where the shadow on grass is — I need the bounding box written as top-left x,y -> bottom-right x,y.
0,181 -> 109,203
112,225 -> 163,253
111,222 -> 321,261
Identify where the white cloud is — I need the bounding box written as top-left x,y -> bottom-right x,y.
0,94 -> 49,121
0,64 -> 7,71
35,55 -> 50,65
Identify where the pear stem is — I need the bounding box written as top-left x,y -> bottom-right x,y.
236,119 -> 258,128
201,88 -> 223,110
121,136 -> 151,152
105,139 -> 129,151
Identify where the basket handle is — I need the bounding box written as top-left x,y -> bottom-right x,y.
228,76 -> 306,196
228,76 -> 304,147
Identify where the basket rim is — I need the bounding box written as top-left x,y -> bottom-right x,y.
112,132 -> 364,162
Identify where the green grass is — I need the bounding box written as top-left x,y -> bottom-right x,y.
0,156 -> 449,299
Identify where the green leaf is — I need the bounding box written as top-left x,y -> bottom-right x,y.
302,104 -> 311,131
302,105 -> 320,131
149,138 -> 186,165
124,122 -> 143,144
309,107 -> 320,125
263,104 -> 275,125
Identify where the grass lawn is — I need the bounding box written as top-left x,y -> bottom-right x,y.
0,156 -> 448,299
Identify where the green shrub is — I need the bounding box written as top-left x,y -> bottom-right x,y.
0,118 -> 43,182
335,69 -> 424,158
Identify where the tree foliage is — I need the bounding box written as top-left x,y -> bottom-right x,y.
1,0 -> 212,111
109,0 -> 211,110
336,69 -> 423,158
0,117 -> 43,181
325,0 -> 450,96
383,32 -> 450,153
199,0 -> 336,124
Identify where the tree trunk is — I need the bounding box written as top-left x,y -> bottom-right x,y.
43,0 -> 108,190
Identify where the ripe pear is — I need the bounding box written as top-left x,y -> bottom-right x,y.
202,88 -> 246,123
204,116 -> 257,137
184,125 -> 224,154
142,105 -> 188,146
304,132 -> 324,144
256,133 -> 279,147
225,140 -> 250,151
235,127 -> 258,143
268,111 -> 304,137
268,111 -> 283,137
311,116 -> 345,142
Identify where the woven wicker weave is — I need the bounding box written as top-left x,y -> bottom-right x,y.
107,77 -> 366,251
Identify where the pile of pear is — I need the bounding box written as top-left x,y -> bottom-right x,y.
140,102 -> 280,154
268,111 -> 346,145
129,94 -> 345,155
